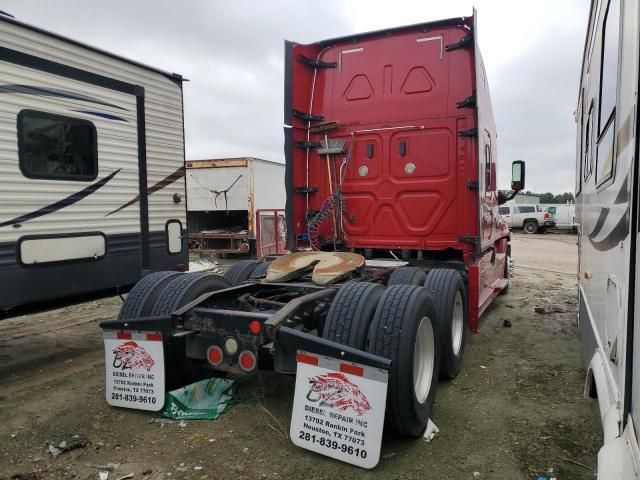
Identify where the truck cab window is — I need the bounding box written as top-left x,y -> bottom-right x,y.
517,206 -> 535,214
499,207 -> 509,215
18,110 -> 97,181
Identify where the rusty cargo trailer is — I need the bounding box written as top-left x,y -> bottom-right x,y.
102,11 -> 525,465
186,157 -> 285,256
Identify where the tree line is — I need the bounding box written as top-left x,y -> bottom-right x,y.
520,191 -> 575,204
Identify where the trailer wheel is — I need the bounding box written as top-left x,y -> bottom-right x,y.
387,266 -> 427,286
423,269 -> 468,379
323,281 -> 385,349
118,271 -> 183,320
523,220 -> 538,234
223,260 -> 260,286
367,285 -> 440,437
250,261 -> 272,279
500,244 -> 511,295
150,272 -> 230,316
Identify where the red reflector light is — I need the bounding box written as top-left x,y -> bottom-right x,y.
117,331 -> 132,340
340,363 -> 364,377
176,263 -> 186,272
207,346 -> 223,367
239,351 -> 257,372
296,352 -> 319,366
248,320 -> 262,335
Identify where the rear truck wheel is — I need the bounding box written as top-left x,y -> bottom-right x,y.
367,285 -> 441,437
523,220 -> 538,234
423,269 -> 468,379
250,261 -> 272,279
151,272 -> 230,316
322,281 -> 385,349
387,266 -> 427,286
500,244 -> 511,295
149,272 -> 231,390
118,271 -> 183,320
223,260 -> 260,286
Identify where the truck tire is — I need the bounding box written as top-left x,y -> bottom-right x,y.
387,267 -> 427,286
149,272 -> 230,389
250,261 -> 272,279
423,269 -> 467,379
323,281 -> 385,349
118,271 -> 183,320
150,272 -> 230,316
367,285 -> 440,437
223,260 -> 260,286
523,220 -> 538,234
500,244 -> 511,295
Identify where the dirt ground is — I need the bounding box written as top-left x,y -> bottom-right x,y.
0,233 -> 601,480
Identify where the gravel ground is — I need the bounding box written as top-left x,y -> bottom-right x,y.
0,234 -> 600,480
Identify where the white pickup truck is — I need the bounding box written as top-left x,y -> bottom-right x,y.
498,204 -> 556,234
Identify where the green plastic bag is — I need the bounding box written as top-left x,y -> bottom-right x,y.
162,377 -> 236,420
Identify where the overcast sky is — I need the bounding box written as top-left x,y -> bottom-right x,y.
3,0 -> 588,193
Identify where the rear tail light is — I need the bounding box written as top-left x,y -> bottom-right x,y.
238,350 -> 257,372
544,212 -> 550,220
248,320 -> 262,335
207,346 -> 224,367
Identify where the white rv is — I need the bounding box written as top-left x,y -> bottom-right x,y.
0,14 -> 187,309
576,0 -> 640,475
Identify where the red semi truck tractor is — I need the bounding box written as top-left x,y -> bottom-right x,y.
101,11 -> 524,463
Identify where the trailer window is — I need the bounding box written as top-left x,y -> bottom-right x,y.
598,0 -> 619,135
595,0 -> 619,186
18,110 -> 97,181
583,105 -> 593,180
597,121 -> 615,184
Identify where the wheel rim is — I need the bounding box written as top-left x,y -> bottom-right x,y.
413,316 -> 435,404
451,291 -> 464,356
525,223 -> 534,233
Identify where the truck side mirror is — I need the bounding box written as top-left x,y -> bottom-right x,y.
511,160 -> 525,191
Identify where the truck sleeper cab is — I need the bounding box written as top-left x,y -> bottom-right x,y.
102,11 -> 525,456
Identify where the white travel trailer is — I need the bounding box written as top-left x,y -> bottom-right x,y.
576,0 -> 640,475
0,14 -> 187,309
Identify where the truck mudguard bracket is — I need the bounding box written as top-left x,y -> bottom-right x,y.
458,127 -> 478,138
273,325 -> 391,374
100,315 -> 175,336
295,186 -> 318,194
295,140 -> 323,149
456,94 -> 476,109
292,109 -> 325,123
298,54 -> 337,69
445,34 -> 473,52
458,235 -> 480,246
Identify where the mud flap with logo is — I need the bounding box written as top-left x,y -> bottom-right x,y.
103,330 -> 165,411
290,350 -> 389,469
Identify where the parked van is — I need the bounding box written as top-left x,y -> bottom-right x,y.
540,204 -> 577,231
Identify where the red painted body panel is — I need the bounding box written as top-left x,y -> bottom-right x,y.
284,12 -> 509,331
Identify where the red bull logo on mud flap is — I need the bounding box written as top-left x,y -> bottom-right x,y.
306,372 -> 371,416
112,341 -> 155,371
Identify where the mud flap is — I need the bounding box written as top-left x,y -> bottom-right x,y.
273,326 -> 391,374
